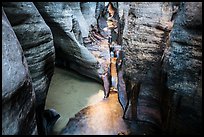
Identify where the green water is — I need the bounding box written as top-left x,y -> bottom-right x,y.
45,67 -> 104,134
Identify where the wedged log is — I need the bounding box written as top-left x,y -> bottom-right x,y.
2,8 -> 37,135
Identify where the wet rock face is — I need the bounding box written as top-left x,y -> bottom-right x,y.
162,2 -> 202,134
121,2 -> 172,130
60,93 -> 128,135
34,2 -> 101,82
2,9 -> 37,135
123,2 -> 172,81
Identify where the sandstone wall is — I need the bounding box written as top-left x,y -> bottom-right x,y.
2,8 -> 37,135
161,2 -> 202,134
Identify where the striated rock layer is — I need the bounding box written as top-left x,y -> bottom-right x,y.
161,2 -> 202,134
34,2 -> 102,82
2,8 -> 37,135
121,2 -> 173,132
2,2 -> 55,134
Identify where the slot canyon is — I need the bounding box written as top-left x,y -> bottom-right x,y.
2,2 -> 202,135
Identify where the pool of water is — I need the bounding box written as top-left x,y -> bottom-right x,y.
45,67 -> 104,134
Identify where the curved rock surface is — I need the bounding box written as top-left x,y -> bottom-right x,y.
59,92 -> 161,135
59,92 -> 128,135
2,2 -> 201,135
121,2 -> 173,130
34,2 -> 101,82
2,2 -> 55,134
67,2 -> 89,38
162,2 -> 202,134
2,2 -> 55,108
2,8 -> 37,135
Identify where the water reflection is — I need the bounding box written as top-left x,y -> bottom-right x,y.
45,67 -> 104,134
